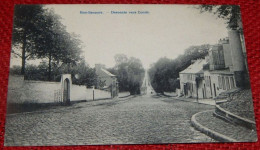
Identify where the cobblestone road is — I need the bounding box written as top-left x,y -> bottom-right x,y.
4,95 -> 215,146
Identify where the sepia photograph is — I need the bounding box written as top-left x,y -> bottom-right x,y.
4,4 -> 257,146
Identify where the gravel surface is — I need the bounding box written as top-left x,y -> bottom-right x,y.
219,89 -> 256,121
195,111 -> 257,142
5,95 -> 215,146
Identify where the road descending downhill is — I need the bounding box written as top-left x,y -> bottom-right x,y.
5,93 -> 215,146
140,70 -> 156,96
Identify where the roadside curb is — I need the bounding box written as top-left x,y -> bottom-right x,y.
215,105 -> 256,129
7,95 -> 137,116
170,97 -> 215,106
191,110 -> 237,142
118,95 -> 136,100
118,94 -> 132,98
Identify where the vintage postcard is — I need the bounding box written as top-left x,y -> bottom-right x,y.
4,4 -> 257,146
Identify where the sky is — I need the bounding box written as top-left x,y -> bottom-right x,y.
10,4 -> 228,69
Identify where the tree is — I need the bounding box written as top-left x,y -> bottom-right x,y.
34,9 -> 82,81
127,57 -> 145,94
108,54 -> 145,95
149,45 -> 209,93
12,5 -> 46,75
69,60 -> 97,87
110,54 -> 129,92
9,63 -> 49,81
114,54 -> 128,65
9,65 -> 22,75
198,5 -> 241,29
12,5 -> 82,80
148,57 -> 173,93
24,62 -> 49,81
58,32 -> 82,71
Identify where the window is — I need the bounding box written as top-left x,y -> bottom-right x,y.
218,76 -> 222,89
207,76 -> 210,86
230,77 -> 235,88
226,77 -> 230,90
222,77 -> 226,90
209,76 -> 212,96
205,76 -> 208,86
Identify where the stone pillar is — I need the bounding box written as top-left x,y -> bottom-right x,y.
228,29 -> 246,88
61,74 -> 72,105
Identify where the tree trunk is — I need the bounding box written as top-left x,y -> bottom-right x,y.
68,62 -> 71,73
21,29 -> 27,75
48,53 -> 52,81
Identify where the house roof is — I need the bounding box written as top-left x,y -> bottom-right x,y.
101,68 -> 116,77
180,59 -> 207,74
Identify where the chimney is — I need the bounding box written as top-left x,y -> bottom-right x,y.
228,29 -> 245,72
228,29 -> 246,88
219,37 -> 229,44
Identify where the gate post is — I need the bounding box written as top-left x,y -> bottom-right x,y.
61,74 -> 72,105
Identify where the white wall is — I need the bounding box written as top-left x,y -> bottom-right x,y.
7,76 -> 61,104
85,88 -> 111,100
7,75 -> 112,104
70,85 -> 88,101
204,71 -> 236,98
71,85 -> 112,101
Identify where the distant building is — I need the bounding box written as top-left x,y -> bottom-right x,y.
95,64 -> 118,98
179,59 -> 207,98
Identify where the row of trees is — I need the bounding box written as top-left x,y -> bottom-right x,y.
12,5 -> 82,81
11,5 -> 145,91
148,45 -> 210,93
108,54 -> 145,95
10,59 -> 97,87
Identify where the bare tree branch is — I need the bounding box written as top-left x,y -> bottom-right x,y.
11,51 -> 22,58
